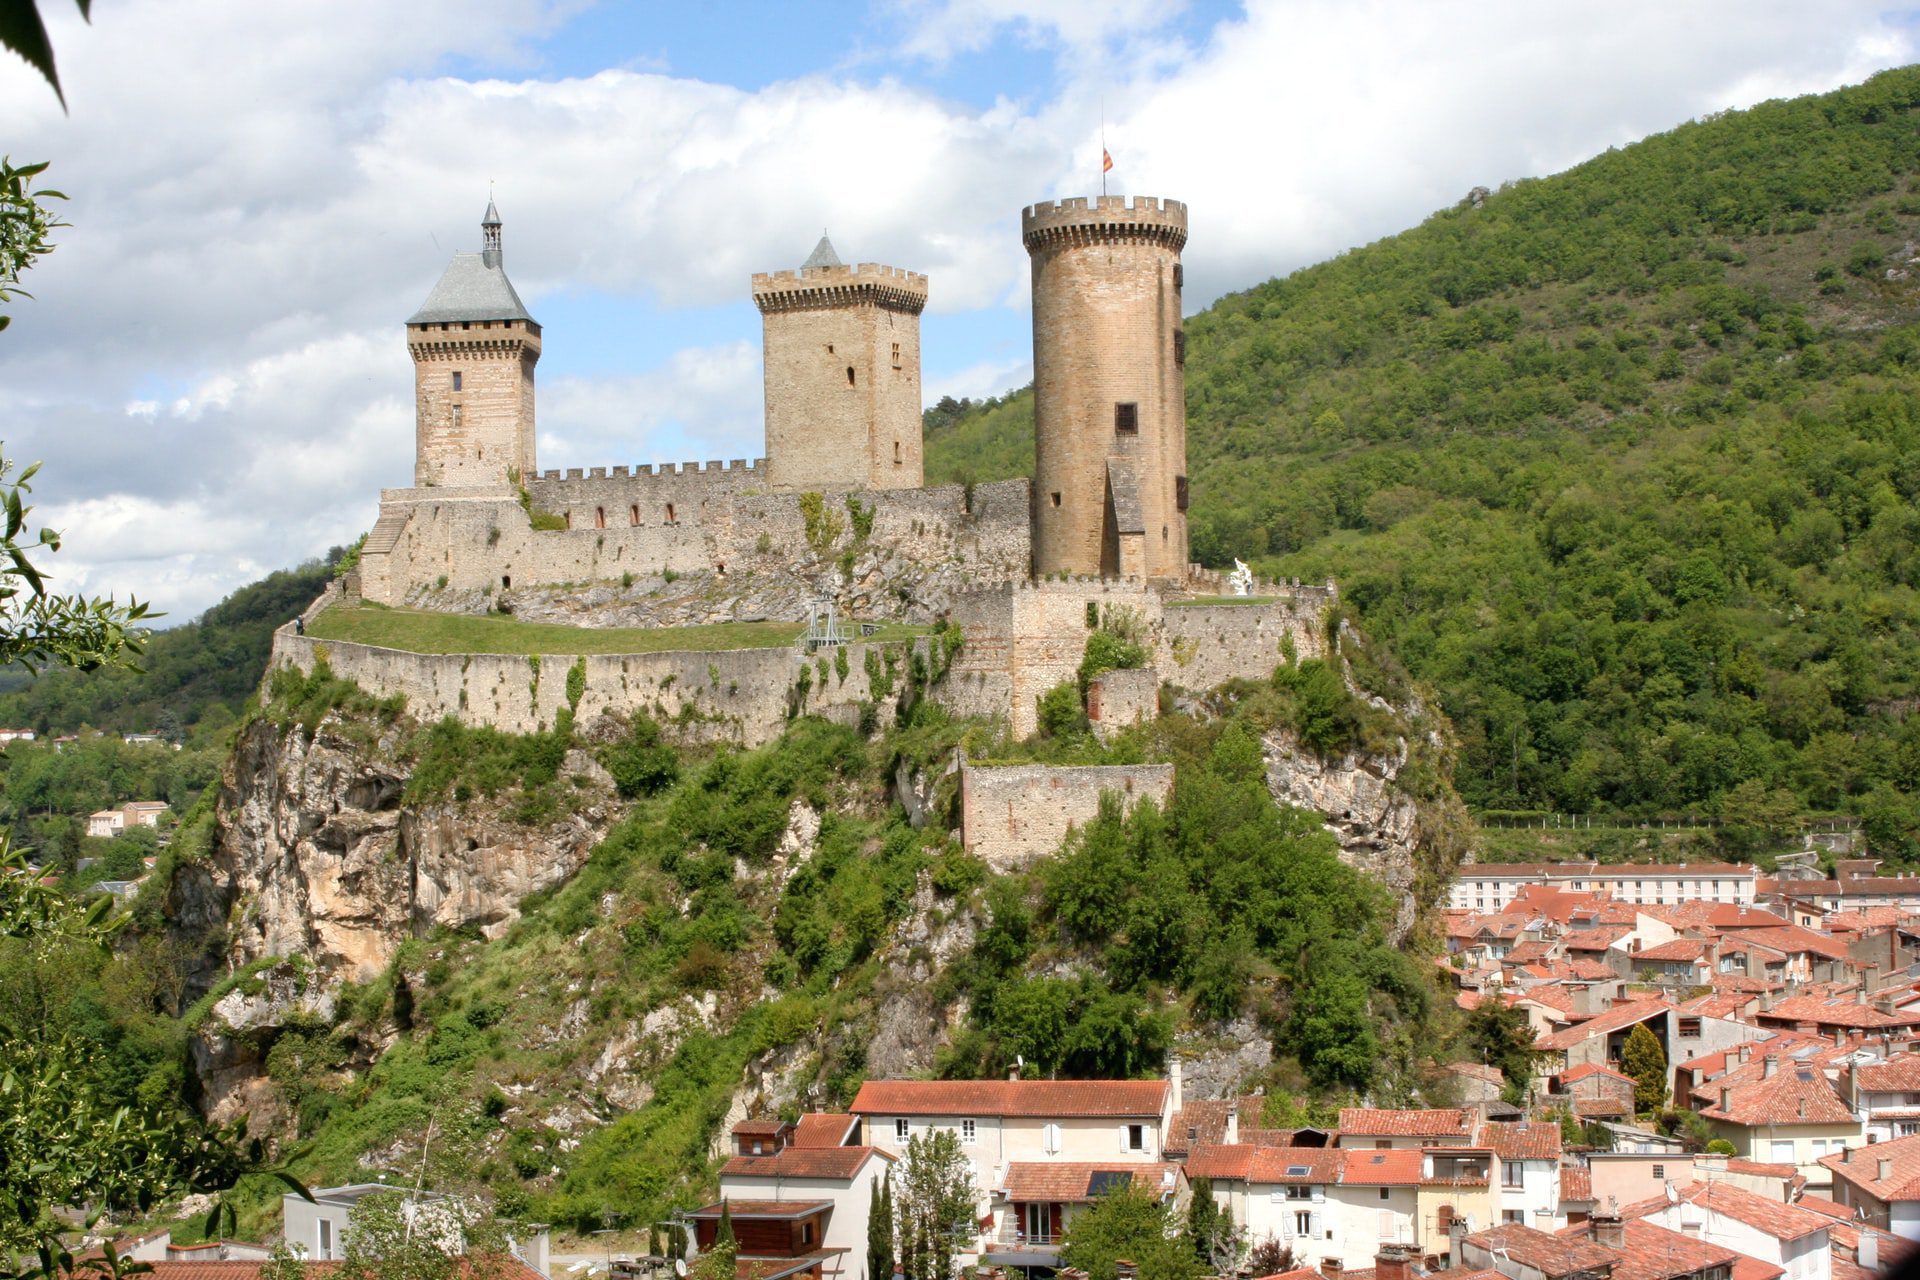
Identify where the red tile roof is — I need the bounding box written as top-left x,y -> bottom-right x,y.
1564,927 -> 1631,952
1338,1149 -> 1427,1186
849,1079 -> 1167,1118
1165,1098 -> 1234,1155
1852,1055 -> 1920,1093
720,1146 -> 891,1180
1559,1062 -> 1633,1084
1735,926 -> 1852,962
1475,1121 -> 1562,1161
1536,999 -> 1671,1051
1560,1165 -> 1592,1200
1628,1182 -> 1832,1241
1464,1224 -> 1615,1278
1759,996 -> 1919,1029
1337,1107 -> 1469,1137
687,1201 -> 832,1219
1002,1161 -> 1179,1203
1698,1060 -> 1852,1127
1631,939 -> 1710,963
788,1112 -> 857,1147
1819,1131 -> 1920,1202
1606,1221 -> 1741,1280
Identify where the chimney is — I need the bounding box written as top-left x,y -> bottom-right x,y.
1449,1218 -> 1468,1265
1762,1055 -> 1777,1079
1880,1157 -> 1894,1182
1376,1244 -> 1415,1280
1720,1087 -> 1732,1112
1861,1231 -> 1880,1273
1226,1106 -> 1239,1146
1322,1260 -> 1345,1280
1008,1059 -> 1021,1082
1846,1146 -> 1855,1164
1591,1214 -> 1626,1250
1169,1056 -> 1183,1114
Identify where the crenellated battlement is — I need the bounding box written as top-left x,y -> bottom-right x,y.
532,458 -> 766,482
1021,195 -> 1188,251
750,262 -> 929,315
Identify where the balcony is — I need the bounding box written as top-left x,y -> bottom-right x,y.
994,1223 -> 1060,1249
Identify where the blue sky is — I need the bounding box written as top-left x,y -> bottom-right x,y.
1,0 -> 1914,619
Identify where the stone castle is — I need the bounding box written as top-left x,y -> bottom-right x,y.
302,193 -> 1337,745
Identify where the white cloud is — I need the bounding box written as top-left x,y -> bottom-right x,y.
0,0 -> 1911,619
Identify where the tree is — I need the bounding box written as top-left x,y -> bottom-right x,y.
1185,1177 -> 1239,1272
893,1131 -> 977,1280
1058,1183 -> 1203,1280
1621,1023 -> 1668,1113
1247,1239 -> 1295,1276
337,1189 -> 515,1280
0,2 -> 91,109
1462,998 -> 1540,1104
868,1174 -> 895,1280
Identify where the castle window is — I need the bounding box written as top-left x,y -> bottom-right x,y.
564,511 -> 572,529
502,575 -> 511,589
1114,402 -> 1138,434
462,322 -> 471,330
827,344 -> 834,355
630,505 -> 640,526
846,366 -> 856,387
451,404 -> 463,428
1051,492 -> 1062,508
451,371 -> 463,391
1176,476 -> 1190,511
891,342 -> 901,369
1173,263 -> 1184,290
894,441 -> 902,465
666,503 -> 676,524
1174,330 -> 1186,365
595,507 -> 606,529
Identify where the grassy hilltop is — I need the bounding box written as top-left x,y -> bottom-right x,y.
928,67 -> 1920,853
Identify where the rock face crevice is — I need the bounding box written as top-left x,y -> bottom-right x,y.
214,715 -> 618,984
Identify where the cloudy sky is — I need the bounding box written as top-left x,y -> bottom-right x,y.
2,1 -> 1914,622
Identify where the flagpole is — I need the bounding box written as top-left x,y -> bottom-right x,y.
1100,97 -> 1107,198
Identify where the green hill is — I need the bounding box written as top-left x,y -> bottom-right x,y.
927,66 -> 1920,854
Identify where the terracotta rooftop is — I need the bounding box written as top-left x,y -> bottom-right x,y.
1475,1120 -> 1562,1161
1560,1062 -> 1634,1084
1560,1165 -> 1592,1200
1606,1221 -> 1741,1280
1536,999 -> 1671,1051
687,1201 -> 832,1219
1854,1055 -> 1920,1093
1698,1060 -> 1852,1127
1564,927 -> 1631,952
1626,1181 -> 1832,1242
720,1146 -> 890,1180
1819,1131 -> 1920,1202
733,1119 -> 791,1136
1735,926 -> 1851,962
849,1078 -> 1167,1118
1464,1223 -> 1616,1278
1165,1098 -> 1233,1155
1758,996 -> 1918,1029
789,1113 -> 857,1147
1002,1161 -> 1179,1203
1337,1107 -> 1469,1137
1631,939 -> 1711,963
1337,1149 -> 1427,1186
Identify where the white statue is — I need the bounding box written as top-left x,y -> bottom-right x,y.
1228,558 -> 1255,597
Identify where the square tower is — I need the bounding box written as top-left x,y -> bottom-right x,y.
752,236 -> 927,492
1023,196 -> 1189,582
407,202 -> 541,489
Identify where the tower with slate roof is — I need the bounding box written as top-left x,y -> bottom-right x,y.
751,233 -> 927,492
408,200 -> 541,488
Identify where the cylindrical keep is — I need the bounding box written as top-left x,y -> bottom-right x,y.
1023,195 -> 1188,582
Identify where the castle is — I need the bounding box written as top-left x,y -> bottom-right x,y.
307,194 -> 1335,743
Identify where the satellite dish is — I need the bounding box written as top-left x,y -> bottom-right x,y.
1665,1182 -> 1679,1204
675,1261 -> 688,1276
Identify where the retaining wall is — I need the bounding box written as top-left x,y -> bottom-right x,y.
960,759 -> 1175,869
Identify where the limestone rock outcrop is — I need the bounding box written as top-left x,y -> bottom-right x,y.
216,714 -> 617,982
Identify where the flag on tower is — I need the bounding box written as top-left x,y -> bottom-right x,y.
1102,148 -> 1114,173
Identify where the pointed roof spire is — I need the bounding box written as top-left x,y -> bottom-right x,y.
482,197 -> 503,268
802,232 -> 842,270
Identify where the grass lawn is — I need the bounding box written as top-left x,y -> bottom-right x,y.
308,604 -> 807,655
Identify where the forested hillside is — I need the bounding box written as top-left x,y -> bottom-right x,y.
928,67 -> 1920,852
0,557 -> 336,737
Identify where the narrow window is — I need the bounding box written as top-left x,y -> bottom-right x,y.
1174,331 -> 1186,365
319,1220 -> 333,1260
1173,263 -> 1184,290
666,502 -> 676,523
961,1118 -> 976,1145
891,342 -> 902,369
595,507 -> 606,529
1050,492 -> 1062,508
894,441 -> 903,465
895,1118 -> 910,1141
846,366 -> 856,386
450,404 -> 463,428
1114,402 -> 1138,434
502,575 -> 511,589
563,511 -> 572,529
1176,475 -> 1190,511
827,343 -> 835,354
1379,1187 -> 1390,1201
800,1223 -> 813,1246
451,371 -> 463,391
630,505 -> 640,526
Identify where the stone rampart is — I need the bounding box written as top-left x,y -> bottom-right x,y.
1088,667 -> 1159,741
269,628 -> 919,746
357,477 -> 1032,616
960,759 -> 1175,869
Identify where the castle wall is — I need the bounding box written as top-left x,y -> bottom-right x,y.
269,627 -> 919,746
410,321 -> 539,487
1157,596 -> 1329,690
960,760 -> 1175,869
1088,668 -> 1159,741
358,473 -> 1032,612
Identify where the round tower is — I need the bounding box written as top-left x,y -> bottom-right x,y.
407,200 -> 541,489
752,235 -> 928,493
1023,195 -> 1189,582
